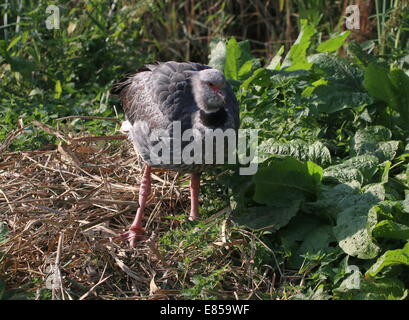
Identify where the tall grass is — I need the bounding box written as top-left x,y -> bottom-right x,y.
0,0 -> 406,149
374,0 -> 409,59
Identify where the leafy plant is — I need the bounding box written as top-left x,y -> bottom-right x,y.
209,23 -> 409,299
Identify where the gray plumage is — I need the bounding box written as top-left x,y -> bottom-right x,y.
112,61 -> 240,173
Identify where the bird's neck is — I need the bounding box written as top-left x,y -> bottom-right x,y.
199,108 -> 227,127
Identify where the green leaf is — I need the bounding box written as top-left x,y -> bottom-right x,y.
334,277 -> 408,300
373,220 -> 409,240
252,157 -> 323,204
0,40 -> 8,58
8,56 -> 36,78
364,63 -> 399,109
333,185 -> 385,259
366,242 -> 409,277
307,54 -> 373,113
224,38 -> 259,81
348,41 -> 379,66
240,68 -> 270,90
7,35 -> 22,51
266,46 -> 284,70
317,31 -> 350,53
298,225 -> 336,258
334,205 -> 381,259
232,199 -> 301,231
351,126 -> 399,161
257,139 -> 331,165
381,161 -> 391,183
324,155 -> 379,184
389,68 -> 409,120
282,19 -> 316,71
301,78 -> 328,98
54,80 -> 62,99
376,200 -> 409,226
323,167 -> 364,184
305,181 -> 361,220
279,215 -> 333,268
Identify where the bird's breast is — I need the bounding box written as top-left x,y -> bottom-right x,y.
199,108 -> 228,128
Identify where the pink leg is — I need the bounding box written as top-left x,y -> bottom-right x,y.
118,165 -> 151,246
189,173 -> 200,220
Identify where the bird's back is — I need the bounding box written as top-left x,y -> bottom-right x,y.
112,61 -> 240,172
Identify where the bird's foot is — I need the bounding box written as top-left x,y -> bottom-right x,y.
114,225 -> 147,247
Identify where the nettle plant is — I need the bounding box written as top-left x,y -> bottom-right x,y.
209,20 -> 409,299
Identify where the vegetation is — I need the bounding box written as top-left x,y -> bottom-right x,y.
1,0 -> 409,300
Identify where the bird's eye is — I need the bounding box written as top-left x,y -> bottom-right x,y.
208,82 -> 220,90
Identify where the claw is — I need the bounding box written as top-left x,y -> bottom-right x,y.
113,226 -> 147,247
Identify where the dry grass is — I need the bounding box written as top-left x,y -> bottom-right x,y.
0,121 -> 284,300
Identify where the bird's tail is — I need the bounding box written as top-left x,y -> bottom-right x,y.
120,120 -> 132,134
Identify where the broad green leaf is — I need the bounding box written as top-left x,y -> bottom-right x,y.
372,220 -> 409,240
324,155 -> 379,184
279,215 -> 333,268
375,200 -> 409,226
333,185 -> 385,259
257,139 -> 331,165
301,78 -> 328,97
232,199 -> 301,231
224,38 -> 259,81
238,60 -> 255,78
298,225 -> 336,258
334,276 -> 408,300
307,54 -> 372,113
366,242 -> 409,277
282,19 -> 316,71
351,126 -> 399,161
344,155 -> 379,180
317,31 -> 350,53
308,141 -> 332,165
313,85 -> 373,114
8,56 -> 36,79
324,167 -> 364,184
364,63 -> 399,109
389,68 -> 409,120
240,68 -> 270,90
304,181 -> 361,220
266,46 -> 284,70
334,205 -> 380,259
253,157 -> 323,204
224,38 -> 241,80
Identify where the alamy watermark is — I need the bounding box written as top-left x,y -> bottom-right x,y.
139,121 -> 259,175
346,5 -> 360,30
345,265 -> 361,289
45,5 -> 60,30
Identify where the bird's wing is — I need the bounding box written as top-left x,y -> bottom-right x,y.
112,62 -> 211,126
111,69 -> 155,126
147,61 -> 210,122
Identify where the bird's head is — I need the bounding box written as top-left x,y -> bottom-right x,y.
192,69 -> 227,113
